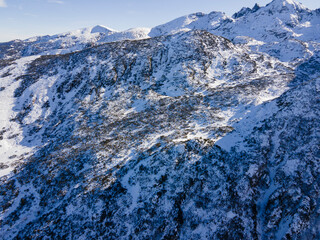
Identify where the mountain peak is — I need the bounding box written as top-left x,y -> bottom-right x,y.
252,3 -> 261,11
90,25 -> 115,34
270,0 -> 298,5
232,3 -> 260,19
232,0 -> 309,20
266,0 -> 307,11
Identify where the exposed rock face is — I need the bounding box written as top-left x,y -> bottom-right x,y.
0,0 -> 320,239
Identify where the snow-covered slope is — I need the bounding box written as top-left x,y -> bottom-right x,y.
0,30 -> 297,239
0,30 -> 293,178
0,25 -> 150,60
1,0 -> 319,64
149,11 -> 231,37
149,0 -> 320,63
150,0 -> 320,43
219,0 -> 320,43
0,0 -> 320,239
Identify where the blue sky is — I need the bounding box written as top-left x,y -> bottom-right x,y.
0,0 -> 319,42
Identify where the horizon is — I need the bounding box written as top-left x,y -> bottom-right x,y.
0,0 -> 319,43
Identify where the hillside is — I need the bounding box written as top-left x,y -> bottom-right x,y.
0,0 -> 319,239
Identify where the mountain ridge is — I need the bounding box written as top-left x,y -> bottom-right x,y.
1,0 -> 319,64
0,0 -> 320,239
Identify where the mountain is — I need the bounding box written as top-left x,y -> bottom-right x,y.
149,0 -> 320,63
2,0 -> 320,63
0,0 -> 320,239
90,25 -> 115,34
150,0 -> 320,43
148,11 -> 231,37
0,25 -> 150,60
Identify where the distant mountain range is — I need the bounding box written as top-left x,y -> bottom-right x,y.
0,0 -> 320,239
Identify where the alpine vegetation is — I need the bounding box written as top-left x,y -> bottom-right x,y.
0,0 -> 320,239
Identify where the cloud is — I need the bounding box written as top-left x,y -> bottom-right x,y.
24,13 -> 38,18
48,0 -> 64,4
0,0 -> 7,8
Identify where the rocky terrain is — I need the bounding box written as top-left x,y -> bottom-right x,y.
0,0 -> 319,239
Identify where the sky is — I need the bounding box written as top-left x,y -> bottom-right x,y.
0,0 -> 319,42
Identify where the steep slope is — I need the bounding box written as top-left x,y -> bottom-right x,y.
150,0 -> 320,43
0,0 -> 320,239
0,30 -> 292,177
220,0 -> 319,43
216,74 -> 320,240
226,0 -> 320,62
0,30 -> 299,239
150,0 -> 320,63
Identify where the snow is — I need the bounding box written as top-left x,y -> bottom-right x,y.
246,164 -> 259,177
0,180 -> 41,237
0,56 -> 39,177
90,25 -> 115,34
2,0 -> 318,67
100,27 -> 150,43
131,99 -> 148,112
227,211 -> 237,219
173,122 -> 210,143
0,0 -> 319,238
149,11 -> 230,38
216,101 -> 280,151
